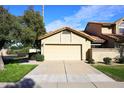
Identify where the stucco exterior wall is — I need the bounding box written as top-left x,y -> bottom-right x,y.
61,31 -> 71,43
90,48 -> 120,62
83,40 -> 91,60
42,32 -> 61,44
41,30 -> 91,60
101,27 -> 112,34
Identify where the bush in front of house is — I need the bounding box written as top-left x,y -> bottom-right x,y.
7,47 -> 30,54
103,57 -> 112,65
119,57 -> 124,63
35,54 -> 44,61
30,53 -> 44,62
113,56 -> 120,63
87,59 -> 95,64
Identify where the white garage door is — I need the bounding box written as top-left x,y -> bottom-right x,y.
44,44 -> 81,60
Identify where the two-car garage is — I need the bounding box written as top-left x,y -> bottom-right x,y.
44,44 -> 82,61
39,27 -> 93,61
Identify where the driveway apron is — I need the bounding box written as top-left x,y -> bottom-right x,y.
23,61 -> 115,88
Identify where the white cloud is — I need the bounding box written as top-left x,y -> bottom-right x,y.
46,5 -> 124,32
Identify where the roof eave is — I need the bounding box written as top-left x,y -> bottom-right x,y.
38,27 -> 95,41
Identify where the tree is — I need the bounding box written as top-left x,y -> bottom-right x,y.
0,6 -> 46,70
10,16 -> 36,48
23,6 -> 46,48
0,6 -> 20,70
21,27 -> 36,47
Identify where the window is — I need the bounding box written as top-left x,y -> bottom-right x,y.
62,30 -> 71,34
119,22 -> 124,34
61,30 -> 71,43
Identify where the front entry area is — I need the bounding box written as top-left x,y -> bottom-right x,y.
44,44 -> 82,61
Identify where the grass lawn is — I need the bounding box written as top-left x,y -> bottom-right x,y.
0,64 -> 37,82
93,65 -> 124,81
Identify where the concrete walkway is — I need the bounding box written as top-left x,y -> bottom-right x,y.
22,61 -> 120,88
1,61 -> 124,88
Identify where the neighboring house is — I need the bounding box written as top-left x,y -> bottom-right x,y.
84,18 -> 124,61
85,18 -> 124,48
39,18 -> 124,62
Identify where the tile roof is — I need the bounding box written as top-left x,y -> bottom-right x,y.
103,34 -> 124,43
90,35 -> 105,43
88,22 -> 115,27
38,27 -> 96,41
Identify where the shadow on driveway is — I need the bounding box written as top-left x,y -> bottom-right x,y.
4,78 -> 35,88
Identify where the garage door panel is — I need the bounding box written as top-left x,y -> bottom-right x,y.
44,45 -> 81,60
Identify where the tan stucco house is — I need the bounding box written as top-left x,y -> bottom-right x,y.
39,18 -> 124,62
38,27 -> 96,61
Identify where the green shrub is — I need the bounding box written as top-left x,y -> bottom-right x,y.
7,47 -> 30,54
87,59 -> 95,64
29,53 -> 44,62
103,57 -> 112,65
114,57 -> 120,63
16,47 -> 30,54
35,54 -> 44,61
119,57 -> 124,63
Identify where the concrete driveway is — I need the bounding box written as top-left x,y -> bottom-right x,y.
21,61 -> 123,88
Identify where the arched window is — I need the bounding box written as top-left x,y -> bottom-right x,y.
119,22 -> 124,34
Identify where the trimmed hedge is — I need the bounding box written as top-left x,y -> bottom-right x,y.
103,57 -> 112,65
87,59 -> 95,64
30,53 -> 44,61
7,47 -> 30,54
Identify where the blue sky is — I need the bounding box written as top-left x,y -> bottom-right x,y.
4,5 -> 124,32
